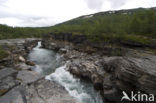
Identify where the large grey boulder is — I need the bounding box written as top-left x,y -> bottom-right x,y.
27,79 -> 80,103
0,79 -> 80,103
0,68 -> 17,79
16,70 -> 43,84
115,57 -> 156,94
0,86 -> 24,103
101,56 -> 156,102
15,63 -> 33,70
0,76 -> 20,96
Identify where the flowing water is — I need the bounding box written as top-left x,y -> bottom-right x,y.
28,41 -> 103,103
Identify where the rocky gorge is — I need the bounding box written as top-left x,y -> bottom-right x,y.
42,33 -> 156,103
0,38 -> 80,103
0,34 -> 155,103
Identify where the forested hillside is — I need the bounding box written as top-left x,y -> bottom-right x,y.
51,7 -> 156,44
0,24 -> 51,39
0,7 -> 156,45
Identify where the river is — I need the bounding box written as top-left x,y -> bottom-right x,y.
28,41 -> 103,103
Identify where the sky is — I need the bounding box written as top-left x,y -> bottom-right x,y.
0,0 -> 156,27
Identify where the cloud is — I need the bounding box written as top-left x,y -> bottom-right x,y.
84,0 -> 128,10
109,0 -> 127,8
0,15 -> 58,27
0,8 -> 58,27
0,0 -> 6,4
19,17 -> 58,27
0,0 -> 8,7
84,0 -> 104,10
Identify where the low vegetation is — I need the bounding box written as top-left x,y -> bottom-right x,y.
0,24 -> 51,39
0,46 -> 9,59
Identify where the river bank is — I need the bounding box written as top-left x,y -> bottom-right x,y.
0,37 -> 156,103
0,39 -> 80,103
42,33 -> 156,103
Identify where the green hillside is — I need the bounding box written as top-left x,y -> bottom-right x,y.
0,7 -> 156,45
0,24 -> 51,39
51,8 -> 156,44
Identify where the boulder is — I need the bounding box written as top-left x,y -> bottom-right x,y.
0,76 -> 20,96
16,70 -> 43,84
26,61 -> 35,66
59,48 -> 68,53
115,57 -> 156,94
15,63 -> 32,70
67,59 -> 104,90
91,74 -> 103,90
0,68 -> 17,79
0,79 -> 80,103
0,86 -> 24,103
27,79 -> 80,103
101,56 -> 156,102
19,56 -> 26,63
0,57 -> 12,67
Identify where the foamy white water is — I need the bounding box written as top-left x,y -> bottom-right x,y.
45,64 -> 103,103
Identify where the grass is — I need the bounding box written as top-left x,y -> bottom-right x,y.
146,48 -> 156,55
0,46 -> 9,59
121,35 -> 152,45
87,33 -> 153,46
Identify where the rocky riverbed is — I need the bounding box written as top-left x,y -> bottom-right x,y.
0,39 -> 80,103
1,37 -> 156,103
42,33 -> 156,103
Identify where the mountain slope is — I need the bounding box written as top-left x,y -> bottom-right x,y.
50,7 -> 156,45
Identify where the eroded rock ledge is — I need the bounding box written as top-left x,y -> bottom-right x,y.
0,38 -> 79,103
42,33 -> 156,103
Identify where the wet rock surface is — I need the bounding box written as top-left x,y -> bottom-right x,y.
0,78 -> 80,103
65,52 -> 156,102
0,38 -> 80,103
42,36 -> 156,103
0,68 -> 17,79
17,70 -> 43,84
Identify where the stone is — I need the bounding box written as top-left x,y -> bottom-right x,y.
116,57 -> 156,94
19,56 -> 26,63
15,63 -> 32,70
91,74 -> 103,90
59,48 -> 68,53
0,89 -> 8,96
101,56 -> 156,102
0,68 -> 17,79
0,76 -> 20,96
0,78 -> 80,103
0,86 -> 24,103
0,57 -> 12,67
16,70 -> 43,84
26,61 -> 35,66
27,79 -> 80,103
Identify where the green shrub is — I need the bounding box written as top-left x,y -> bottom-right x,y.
122,35 -> 152,45
0,46 -> 9,59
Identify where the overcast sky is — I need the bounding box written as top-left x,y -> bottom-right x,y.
0,0 -> 156,27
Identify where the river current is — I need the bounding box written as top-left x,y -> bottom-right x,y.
28,42 -> 103,103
